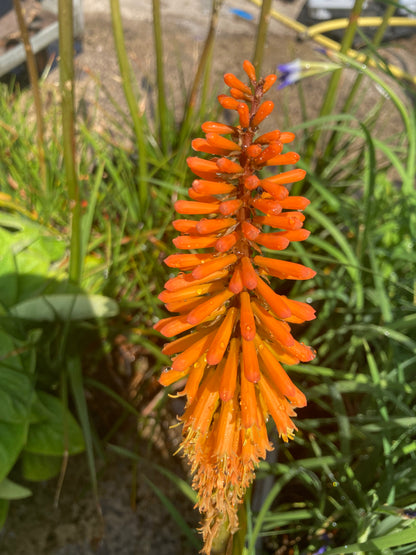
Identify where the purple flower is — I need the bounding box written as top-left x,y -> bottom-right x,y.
277,58 -> 339,89
277,59 -> 302,89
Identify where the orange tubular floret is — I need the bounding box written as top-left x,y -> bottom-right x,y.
212,396 -> 238,458
165,297 -> 204,314
206,307 -> 238,365
196,218 -> 235,235
159,367 -> 190,387
219,199 -> 242,216
219,337 -> 240,401
215,232 -> 238,252
268,341 -> 299,365
229,264 -> 244,293
257,374 -> 297,441
201,121 -> 235,134
279,196 -> 310,210
242,337 -> 260,383
162,328 -> 212,356
254,212 -> 305,230
251,198 -> 282,215
157,314 -> 195,338
255,233 -> 290,251
192,138 -> 231,156
243,60 -> 256,82
237,103 -> 250,128
216,157 -> 243,174
254,142 -> 283,165
182,355 -> 207,403
206,133 -> 241,152
251,101 -> 274,127
266,151 -> 300,166
187,289 -> 234,326
158,280 -> 224,303
278,229 -> 311,242
244,175 -> 260,191
187,156 -> 219,174
172,328 -> 217,372
175,200 -> 220,215
224,72 -> 252,95
173,235 -> 218,250
255,335 -> 299,399
187,188 -> 217,201
240,358 -> 260,427
192,253 -> 237,280
165,298 -> 204,314
172,219 -> 198,233
164,253 -> 214,269
265,168 -> 306,185
279,132 -> 296,143
255,276 -> 291,319
252,301 -> 295,347
280,295 -> 316,321
246,144 -> 263,158
254,256 -> 316,280
229,87 -> 252,101
262,74 -> 277,93
164,269 -> 228,291
255,130 -> 281,144
242,221 -> 260,240
281,339 -> 315,362
183,369 -> 220,435
192,179 -> 236,195
241,257 -> 258,290
240,292 -> 256,340
218,94 -> 240,110
260,180 -> 289,200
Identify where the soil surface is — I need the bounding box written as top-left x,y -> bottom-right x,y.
1,1 -> 415,554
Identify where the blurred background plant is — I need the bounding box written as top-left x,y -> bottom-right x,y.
0,0 -> 415,553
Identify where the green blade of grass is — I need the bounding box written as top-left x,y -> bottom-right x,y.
325,524 -> 416,554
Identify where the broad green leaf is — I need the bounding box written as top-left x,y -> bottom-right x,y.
0,421 -> 28,482
0,234 -> 18,307
0,329 -> 23,372
0,366 -> 34,422
0,478 -> 31,500
10,294 -> 119,321
25,392 -> 85,456
21,452 -> 61,482
37,236 -> 66,262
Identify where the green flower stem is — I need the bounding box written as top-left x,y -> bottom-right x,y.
110,0 -> 148,216
152,0 -> 168,155
13,0 -> 46,192
252,0 -> 272,75
58,0 -> 82,284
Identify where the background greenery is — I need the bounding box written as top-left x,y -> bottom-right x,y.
0,0 -> 415,553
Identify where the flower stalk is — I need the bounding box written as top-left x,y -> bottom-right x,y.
156,61 -> 316,553
58,0 -> 81,284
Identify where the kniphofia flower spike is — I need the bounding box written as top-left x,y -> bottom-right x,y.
155,60 -> 316,553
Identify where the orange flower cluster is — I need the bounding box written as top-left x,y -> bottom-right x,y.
155,60 -> 316,553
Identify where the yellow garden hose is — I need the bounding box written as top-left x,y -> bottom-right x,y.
248,0 -> 416,85
307,16 -> 416,38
